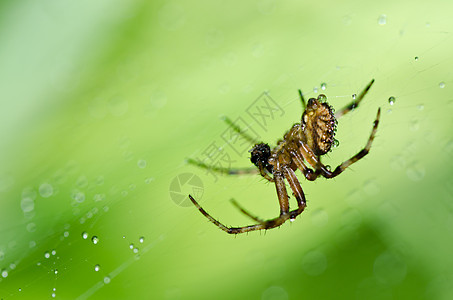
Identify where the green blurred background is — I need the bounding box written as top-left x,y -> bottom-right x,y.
1,0 -> 452,299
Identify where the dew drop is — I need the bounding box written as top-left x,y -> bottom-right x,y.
133,247 -> 139,253
54,269 -> 58,275
439,82 -> 446,88
44,252 -> 50,259
94,193 -> 105,202
320,82 -> 327,90
64,231 -> 69,238
129,243 -> 134,249
51,249 -> 56,256
39,183 -> 54,198
333,139 -> 340,148
26,222 -> 36,233
414,56 -> 419,61
378,14 -> 387,25
311,208 -> 328,227
373,251 -> 407,285
406,163 -> 425,181
72,190 -> 85,203
137,159 -> 147,168
352,94 -> 357,100
363,179 -> 380,196
104,276 -> 111,284
1,269 -> 8,278
21,197 -> 35,213
388,96 -> 396,105
94,264 -> 100,272
82,232 -> 88,239
51,292 -> 56,298
318,94 -> 327,102
301,250 -> 327,276
410,119 -> 419,131
91,236 -> 99,244
139,236 -> 145,243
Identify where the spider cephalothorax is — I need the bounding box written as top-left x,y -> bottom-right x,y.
302,94 -> 337,156
250,143 -> 273,173
188,79 -> 380,234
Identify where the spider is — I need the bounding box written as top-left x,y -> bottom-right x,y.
188,79 -> 380,234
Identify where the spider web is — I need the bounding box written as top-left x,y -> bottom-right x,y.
0,1 -> 452,299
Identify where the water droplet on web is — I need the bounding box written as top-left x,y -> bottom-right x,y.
2,269 -> 8,278
104,276 -> 111,284
363,179 -> 380,196
311,208 -> 328,227
137,159 -> 147,168
373,251 -> 407,285
378,14 -> 387,25
406,163 -> 425,181
352,94 -> 357,100
313,87 -> 319,93
409,118 -> 420,131
21,197 -> 35,213
129,243 -> 134,249
51,249 -> 56,256
262,286 -> 288,300
39,183 -> 54,198
318,94 -> 327,102
133,247 -> 139,253
91,236 -> 99,244
54,269 -> 58,275
439,82 -> 446,88
44,252 -> 50,259
414,56 -> 419,61
82,232 -> 88,239
301,250 -> 327,276
325,165 -> 331,171
321,82 -> 327,90
390,154 -> 407,171
333,139 -> 340,148
94,264 -> 100,272
139,237 -> 145,243
388,96 -> 396,105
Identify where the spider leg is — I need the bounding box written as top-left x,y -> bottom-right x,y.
289,148 -> 318,181
222,116 -> 261,145
186,158 -> 258,176
188,169 -> 292,234
298,89 -> 306,111
282,167 -> 307,219
230,199 -> 265,223
335,79 -> 375,119
320,108 -> 381,178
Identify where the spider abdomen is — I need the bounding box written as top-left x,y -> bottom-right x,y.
302,97 -> 337,156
